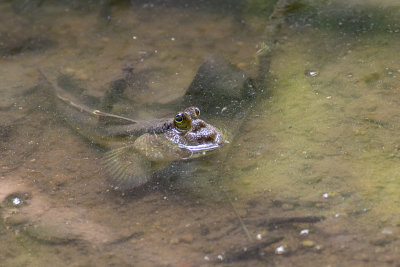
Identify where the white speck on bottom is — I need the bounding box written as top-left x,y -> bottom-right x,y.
275,245 -> 286,255
12,197 -> 21,205
300,229 -> 309,235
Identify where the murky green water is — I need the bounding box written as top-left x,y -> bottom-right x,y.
1,0 -> 400,266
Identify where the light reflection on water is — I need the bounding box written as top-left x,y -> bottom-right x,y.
1,0 -> 400,266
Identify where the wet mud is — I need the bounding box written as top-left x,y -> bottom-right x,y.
1,0 -> 400,266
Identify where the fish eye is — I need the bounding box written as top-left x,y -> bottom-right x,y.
194,107 -> 200,117
174,112 -> 191,132
174,113 -> 184,123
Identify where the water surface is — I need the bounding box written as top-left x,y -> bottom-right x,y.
1,0 -> 400,266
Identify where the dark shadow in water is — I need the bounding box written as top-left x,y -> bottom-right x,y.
0,35 -> 56,57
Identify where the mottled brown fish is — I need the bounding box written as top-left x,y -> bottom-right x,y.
39,69 -> 225,189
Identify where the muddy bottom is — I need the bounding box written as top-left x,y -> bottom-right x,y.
1,1 -> 400,266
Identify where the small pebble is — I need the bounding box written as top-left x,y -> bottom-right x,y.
300,229 -> 309,235
180,234 -> 194,244
5,214 -> 28,226
301,240 -> 315,247
381,228 -> 393,235
170,238 -> 179,245
282,203 -> 294,210
305,70 -> 319,77
275,245 -> 286,255
12,197 -> 21,206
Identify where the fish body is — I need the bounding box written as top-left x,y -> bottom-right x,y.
39,70 -> 225,189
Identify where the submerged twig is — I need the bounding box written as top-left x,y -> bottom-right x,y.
252,215 -> 326,229
222,190 -> 254,243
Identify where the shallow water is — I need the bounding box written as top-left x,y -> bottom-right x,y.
1,0 -> 400,266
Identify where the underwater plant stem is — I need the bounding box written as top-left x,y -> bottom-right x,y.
222,189 -> 254,243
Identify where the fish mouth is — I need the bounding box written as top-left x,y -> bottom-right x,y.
180,143 -> 222,152
178,142 -> 224,160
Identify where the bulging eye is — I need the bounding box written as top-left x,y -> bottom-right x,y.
194,107 -> 200,117
173,112 -> 191,132
174,113 -> 184,123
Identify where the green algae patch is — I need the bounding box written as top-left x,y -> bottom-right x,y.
224,4 -> 400,230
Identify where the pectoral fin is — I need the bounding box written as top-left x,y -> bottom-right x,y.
104,145 -> 152,189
